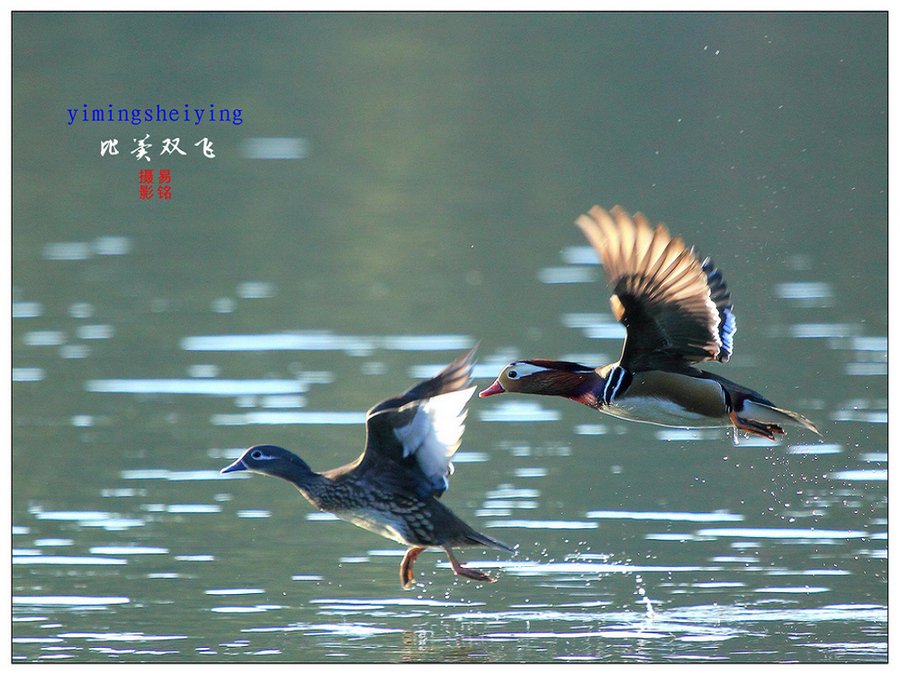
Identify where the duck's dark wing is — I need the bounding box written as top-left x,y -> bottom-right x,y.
328,348 -> 476,498
575,205 -> 735,371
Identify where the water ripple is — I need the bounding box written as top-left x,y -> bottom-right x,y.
560,245 -> 600,264
12,301 -> 44,318
86,379 -> 308,396
538,266 -> 598,283
59,631 -> 187,642
211,411 -> 366,426
181,332 -> 474,354
486,519 -> 596,530
27,509 -> 145,531
13,556 -> 127,566
586,510 -> 744,523
13,596 -> 129,606
694,527 -> 868,540
89,546 -> 167,555
311,597 -> 482,608
828,469 -> 887,481
12,367 -> 45,382
240,137 -> 309,159
788,443 -> 843,455
243,623 -> 404,636
206,588 -> 265,595
479,401 -> 562,423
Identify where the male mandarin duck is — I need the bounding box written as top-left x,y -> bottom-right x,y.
222,348 -> 514,588
481,206 -> 819,441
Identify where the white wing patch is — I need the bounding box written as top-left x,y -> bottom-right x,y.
393,386 -> 475,490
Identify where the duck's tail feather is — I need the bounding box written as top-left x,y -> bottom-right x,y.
740,400 -> 821,436
469,530 -> 516,553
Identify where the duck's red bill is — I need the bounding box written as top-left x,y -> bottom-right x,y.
479,380 -> 506,397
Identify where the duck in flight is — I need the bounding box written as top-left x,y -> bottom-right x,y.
481,206 -> 819,441
222,348 -> 514,588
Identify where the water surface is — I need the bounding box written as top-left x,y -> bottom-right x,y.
12,12 -> 886,663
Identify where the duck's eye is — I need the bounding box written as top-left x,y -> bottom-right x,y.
507,370 -> 519,379
250,449 -> 263,460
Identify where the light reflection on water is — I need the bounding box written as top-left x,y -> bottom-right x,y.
536,266 -> 599,284
211,411 -> 367,426
180,332 -> 475,353
788,443 -> 843,455
478,401 -> 562,423
12,17 -> 886,662
14,323 -> 887,663
693,527 -> 869,540
41,237 -> 132,260
585,510 -> 744,522
13,556 -> 128,566
827,469 -> 886,481
85,378 -> 311,396
13,596 -> 131,606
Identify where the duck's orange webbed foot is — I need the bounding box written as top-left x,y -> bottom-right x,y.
729,412 -> 784,441
400,546 -> 426,589
443,547 -> 497,584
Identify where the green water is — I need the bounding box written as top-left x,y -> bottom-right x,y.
11,12 -> 886,663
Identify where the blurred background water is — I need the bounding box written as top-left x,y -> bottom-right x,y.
11,12 -> 886,663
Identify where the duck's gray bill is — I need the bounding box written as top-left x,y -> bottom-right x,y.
220,459 -> 247,474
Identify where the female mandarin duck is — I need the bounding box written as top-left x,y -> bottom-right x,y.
481,206 -> 819,441
222,348 -> 514,588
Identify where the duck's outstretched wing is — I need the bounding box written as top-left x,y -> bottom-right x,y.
575,205 -> 735,371
332,348 -> 476,498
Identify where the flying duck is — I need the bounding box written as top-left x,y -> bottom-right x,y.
222,348 -> 514,588
480,206 -> 819,441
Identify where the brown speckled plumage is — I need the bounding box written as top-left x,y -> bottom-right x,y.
222,348 -> 514,588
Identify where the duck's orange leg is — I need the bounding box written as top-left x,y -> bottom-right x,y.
729,412 -> 784,440
401,546 -> 426,589
443,547 -> 496,584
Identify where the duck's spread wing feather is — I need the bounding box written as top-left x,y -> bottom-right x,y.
366,347 -> 475,418
392,386 -> 473,484
575,205 -> 735,369
353,348 -> 476,498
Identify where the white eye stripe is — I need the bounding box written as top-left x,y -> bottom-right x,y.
506,362 -> 552,378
